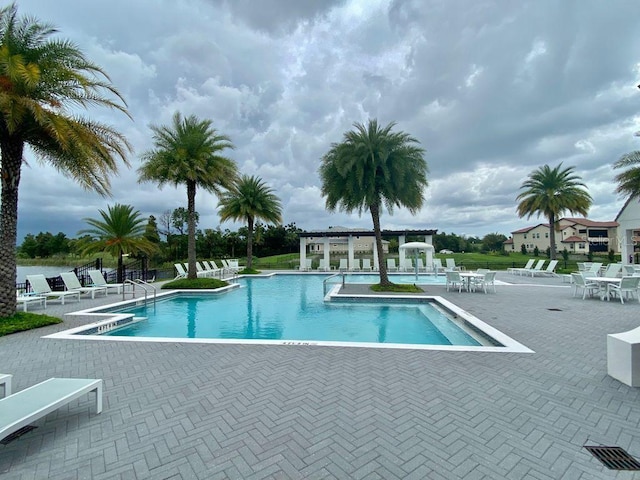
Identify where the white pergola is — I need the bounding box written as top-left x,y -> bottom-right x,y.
298,228 -> 437,271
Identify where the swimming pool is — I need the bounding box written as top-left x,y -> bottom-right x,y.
49,274 -> 532,352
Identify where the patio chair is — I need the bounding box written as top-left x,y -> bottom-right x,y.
196,261 -> 217,277
174,263 -> 187,279
508,259 -> 534,275
523,259 -> 546,276
416,258 -> 427,272
339,258 -> 349,272
571,273 -> 599,299
203,261 -> 223,276
88,270 -> 125,294
361,259 -> 372,271
386,259 -> 398,272
585,262 -> 603,276
181,263 -> 209,278
60,272 -> 108,299
26,274 -> 80,304
350,259 -> 361,272
432,258 -> 445,274
531,259 -> 558,277
445,271 -> 464,293
402,258 -> 413,272
602,263 -> 623,278
608,276 -> 640,304
472,271 -> 497,294
623,265 -> 636,275
299,258 -> 312,271
227,260 -> 240,273
445,258 -> 458,271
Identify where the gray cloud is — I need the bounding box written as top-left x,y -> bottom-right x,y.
12,0 -> 640,244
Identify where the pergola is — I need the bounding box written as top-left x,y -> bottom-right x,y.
297,228 -> 438,271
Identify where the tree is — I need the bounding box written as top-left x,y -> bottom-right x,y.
613,150 -> 640,199
78,204 -> 157,283
516,164 -> 592,260
319,119 -> 428,286
481,233 -> 507,252
138,113 -> 238,279
0,4 -> 131,317
218,175 -> 283,269
144,215 -> 161,244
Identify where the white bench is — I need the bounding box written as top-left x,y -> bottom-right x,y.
0,378 -> 102,440
608,327 -> 640,387
0,373 -> 12,397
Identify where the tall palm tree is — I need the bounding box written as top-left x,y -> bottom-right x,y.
319,119 -> 428,287
218,175 -> 282,269
613,150 -> 640,199
138,112 -> 238,279
516,163 -> 592,260
78,204 -> 157,283
0,4 -> 131,318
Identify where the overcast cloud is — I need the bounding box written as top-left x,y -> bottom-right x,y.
13,0 -> 640,242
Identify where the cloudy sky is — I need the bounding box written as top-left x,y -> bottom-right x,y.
13,0 -> 640,243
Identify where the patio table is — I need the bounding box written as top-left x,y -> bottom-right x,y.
459,272 -> 485,292
585,277 -> 621,301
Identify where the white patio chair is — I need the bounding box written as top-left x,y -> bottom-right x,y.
523,260 -> 546,276
602,263 -> 622,278
432,258 -> 445,274
361,259 -> 372,271
88,269 -> 125,294
508,259 -> 534,275
26,274 -> 80,304
472,271 -> 497,294
174,263 -> 187,279
608,276 -> 640,304
386,259 -> 398,272
571,273 -> 599,299
445,271 -> 464,293
339,258 -> 349,272
416,258 -> 426,272
60,272 -> 108,299
350,259 -> 361,272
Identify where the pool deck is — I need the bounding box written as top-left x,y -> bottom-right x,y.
2,271 -> 640,478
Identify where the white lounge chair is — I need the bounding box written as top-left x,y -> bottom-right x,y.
432,258 -> 445,274
508,259 -> 534,275
16,292 -> 47,312
402,258 -> 413,272
195,261 -> 217,277
174,263 -> 187,279
608,276 -> 640,304
203,261 -> 223,277
184,263 -> 209,278
361,259 -> 372,272
585,262 -> 603,276
350,259 -> 361,272
0,378 -> 102,442
60,272 -> 108,299
530,260 -> 558,277
88,270 -> 125,294
227,260 -> 240,273
522,259 -> 546,276
571,273 -> 599,299
339,259 -> 349,272
416,258 -> 427,272
445,258 -> 463,271
26,275 -> 80,304
386,259 -> 398,272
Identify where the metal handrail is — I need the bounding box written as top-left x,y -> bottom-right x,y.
323,272 -> 344,296
123,279 -> 157,306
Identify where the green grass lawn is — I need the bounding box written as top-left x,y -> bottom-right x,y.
0,312 -> 62,336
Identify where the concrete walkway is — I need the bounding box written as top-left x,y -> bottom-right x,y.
1,272 -> 640,479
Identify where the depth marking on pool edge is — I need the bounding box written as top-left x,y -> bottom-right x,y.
282,341 -> 318,346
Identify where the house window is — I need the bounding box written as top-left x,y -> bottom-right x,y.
579,243 -> 585,249
524,234 -> 527,239
545,233 -> 549,238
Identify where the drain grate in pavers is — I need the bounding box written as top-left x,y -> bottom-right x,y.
584,445 -> 640,470
0,425 -> 37,445
547,308 -> 562,311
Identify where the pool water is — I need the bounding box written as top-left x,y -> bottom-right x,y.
104,275 -> 480,346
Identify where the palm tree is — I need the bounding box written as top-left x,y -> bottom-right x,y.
516,163 -> 592,260
138,112 -> 238,279
0,4 -> 131,318
218,175 -> 282,269
78,204 -> 157,283
613,151 -> 640,199
319,119 -> 428,287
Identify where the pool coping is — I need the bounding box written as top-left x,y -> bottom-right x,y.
44,274 -> 533,353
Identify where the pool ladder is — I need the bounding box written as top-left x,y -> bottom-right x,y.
123,279 -> 157,306
323,273 -> 346,296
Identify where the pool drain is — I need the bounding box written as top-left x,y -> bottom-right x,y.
584,445 -> 640,470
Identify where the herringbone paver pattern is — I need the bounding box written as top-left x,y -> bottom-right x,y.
1,273 -> 640,478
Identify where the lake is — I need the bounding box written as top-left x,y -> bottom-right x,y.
16,265 -> 70,284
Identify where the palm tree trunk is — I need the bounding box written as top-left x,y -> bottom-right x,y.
370,203 -> 391,286
0,135 -> 23,318
247,217 -> 254,269
117,249 -> 124,284
548,213 -> 556,260
186,180 -> 197,279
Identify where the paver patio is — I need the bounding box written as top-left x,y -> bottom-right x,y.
1,272 -> 640,479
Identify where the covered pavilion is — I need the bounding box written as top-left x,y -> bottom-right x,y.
298,227 -> 437,271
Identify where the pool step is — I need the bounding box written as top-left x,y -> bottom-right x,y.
132,316 -> 148,322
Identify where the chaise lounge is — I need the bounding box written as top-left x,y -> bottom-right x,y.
26,275 -> 81,304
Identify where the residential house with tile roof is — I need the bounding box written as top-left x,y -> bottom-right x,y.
506,218 -> 619,255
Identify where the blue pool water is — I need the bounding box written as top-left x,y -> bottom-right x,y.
103,275 -> 480,346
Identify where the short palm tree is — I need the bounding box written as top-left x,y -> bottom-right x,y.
613,150 -> 640,199
0,4 -> 131,318
516,163 -> 592,260
138,112 -> 238,279
319,119 -> 428,287
78,204 -> 157,283
218,175 -> 283,269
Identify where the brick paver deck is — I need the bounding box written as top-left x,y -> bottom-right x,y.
1,272 -> 639,479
